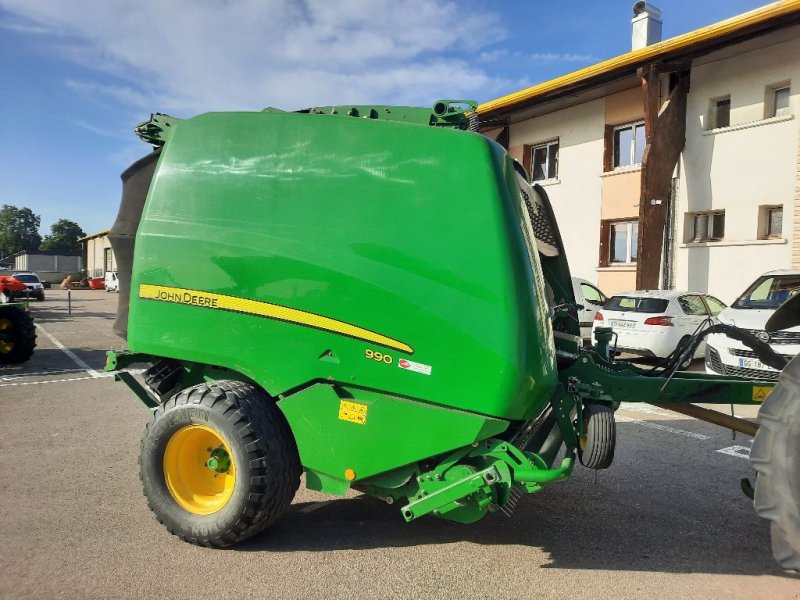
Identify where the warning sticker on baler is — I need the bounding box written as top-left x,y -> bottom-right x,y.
752,386 -> 772,402
398,358 -> 432,375
338,400 -> 368,425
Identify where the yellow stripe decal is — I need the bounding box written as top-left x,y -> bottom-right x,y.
139,284 -> 413,354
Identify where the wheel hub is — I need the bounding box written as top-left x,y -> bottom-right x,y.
206,448 -> 231,473
163,425 -> 236,515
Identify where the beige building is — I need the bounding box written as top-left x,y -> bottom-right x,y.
79,229 -> 116,279
478,1 -> 800,303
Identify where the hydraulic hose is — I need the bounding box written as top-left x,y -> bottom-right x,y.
655,322 -> 788,377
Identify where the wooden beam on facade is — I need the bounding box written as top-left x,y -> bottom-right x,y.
496,126 -> 510,150
636,65 -> 690,290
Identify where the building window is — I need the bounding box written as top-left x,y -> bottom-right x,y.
708,96 -> 731,129
613,122 -> 645,168
759,205 -> 783,239
766,83 -> 791,118
687,211 -> 725,242
530,140 -> 559,181
104,247 -> 113,272
609,220 -> 638,263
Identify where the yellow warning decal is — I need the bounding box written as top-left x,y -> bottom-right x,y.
752,386 -> 772,402
338,400 -> 368,425
139,284 -> 413,354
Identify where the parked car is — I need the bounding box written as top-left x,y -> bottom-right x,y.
10,272 -> 45,301
706,270 -> 800,381
592,290 -> 726,364
571,277 -> 607,344
104,271 -> 119,293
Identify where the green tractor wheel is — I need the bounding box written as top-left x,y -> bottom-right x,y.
139,380 -> 301,547
0,306 -> 36,364
751,355 -> 800,572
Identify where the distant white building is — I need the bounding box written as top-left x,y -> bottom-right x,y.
10,251 -> 82,284
478,1 -> 800,303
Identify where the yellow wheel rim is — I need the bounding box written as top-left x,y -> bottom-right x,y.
163,425 -> 236,515
0,318 -> 13,354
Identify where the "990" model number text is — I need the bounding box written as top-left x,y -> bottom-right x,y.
365,349 -> 393,365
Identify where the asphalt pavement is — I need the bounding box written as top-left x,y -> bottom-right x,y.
1,289 -> 798,599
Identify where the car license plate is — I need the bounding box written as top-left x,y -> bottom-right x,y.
609,319 -> 636,329
738,357 -> 776,371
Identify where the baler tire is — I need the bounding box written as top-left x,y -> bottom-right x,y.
0,307 -> 36,364
139,380 -> 301,548
751,355 -> 800,572
578,403 -> 615,470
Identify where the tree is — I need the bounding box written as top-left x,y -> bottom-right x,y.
39,219 -> 86,254
0,205 -> 42,258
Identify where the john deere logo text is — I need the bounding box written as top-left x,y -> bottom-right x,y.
155,289 -> 219,308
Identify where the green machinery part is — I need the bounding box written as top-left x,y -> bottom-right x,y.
109,98 -> 777,528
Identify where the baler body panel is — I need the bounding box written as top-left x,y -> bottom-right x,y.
278,383 -> 510,489
128,111 -> 556,421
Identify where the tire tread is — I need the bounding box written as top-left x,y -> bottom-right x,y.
139,380 -> 301,548
751,356 -> 800,572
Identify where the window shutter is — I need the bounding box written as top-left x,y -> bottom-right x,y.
522,144 -> 532,177
599,220 -> 610,267
603,125 -> 613,172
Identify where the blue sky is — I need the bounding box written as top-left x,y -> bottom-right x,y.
0,0 -> 769,237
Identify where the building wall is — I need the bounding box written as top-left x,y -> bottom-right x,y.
599,87 -> 643,294
509,98 -> 605,286
676,31 -> 800,302
12,253 -> 82,283
85,235 -> 116,278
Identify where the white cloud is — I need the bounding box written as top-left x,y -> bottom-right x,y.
3,0 -> 510,114
528,52 -> 598,63
0,19 -> 51,35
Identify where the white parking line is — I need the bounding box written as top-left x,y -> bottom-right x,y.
618,404 -> 672,417
716,445 -> 752,459
35,323 -> 101,378
0,367 -> 87,380
615,414 -> 711,440
0,368 -> 145,388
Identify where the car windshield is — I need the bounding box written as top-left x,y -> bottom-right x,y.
732,274 -> 800,309
13,274 -> 39,283
604,296 -> 669,313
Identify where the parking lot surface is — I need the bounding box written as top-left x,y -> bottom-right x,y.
1,289 -> 798,599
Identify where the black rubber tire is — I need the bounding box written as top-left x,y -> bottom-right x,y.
578,403 -> 616,470
139,380 -> 301,547
751,355 -> 800,572
678,336 -> 693,370
0,306 -> 36,364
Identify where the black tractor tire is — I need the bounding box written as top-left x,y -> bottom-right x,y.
139,380 -> 301,547
578,403 -> 616,470
751,355 -> 800,572
0,306 -> 36,364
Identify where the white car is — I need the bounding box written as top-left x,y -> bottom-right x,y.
10,272 -> 45,301
104,271 -> 119,293
571,277 -> 607,344
592,290 -> 726,363
706,270 -> 800,381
